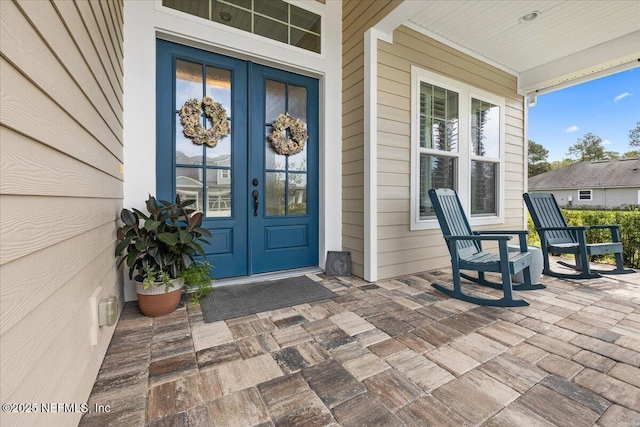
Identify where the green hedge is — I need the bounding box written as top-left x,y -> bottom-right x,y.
527,208 -> 640,269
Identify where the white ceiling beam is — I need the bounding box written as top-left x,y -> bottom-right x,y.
519,31 -> 640,95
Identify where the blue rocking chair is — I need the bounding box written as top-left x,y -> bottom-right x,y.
428,188 -> 545,307
524,192 -> 635,279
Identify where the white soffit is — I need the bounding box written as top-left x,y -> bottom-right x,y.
407,1 -> 640,93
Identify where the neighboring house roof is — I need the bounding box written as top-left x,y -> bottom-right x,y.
528,158 -> 640,190
176,152 -> 231,165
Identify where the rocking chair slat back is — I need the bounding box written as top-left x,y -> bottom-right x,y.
429,188 -> 480,259
524,193 -> 574,245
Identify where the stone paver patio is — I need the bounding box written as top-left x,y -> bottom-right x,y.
80,259 -> 640,426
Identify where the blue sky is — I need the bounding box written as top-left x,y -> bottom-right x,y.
528,68 -> 640,162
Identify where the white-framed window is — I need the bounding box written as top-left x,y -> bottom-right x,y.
578,189 -> 592,201
410,66 -> 505,230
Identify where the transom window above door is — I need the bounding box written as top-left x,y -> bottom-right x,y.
410,66 -> 506,230
162,0 -> 321,53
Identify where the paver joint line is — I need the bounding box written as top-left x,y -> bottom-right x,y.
79,258 -> 640,427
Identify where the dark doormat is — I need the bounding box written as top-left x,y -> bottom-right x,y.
200,276 -> 337,323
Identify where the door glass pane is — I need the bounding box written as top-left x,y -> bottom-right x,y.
176,167 -> 203,212
206,169 -> 231,217
288,173 -> 307,214
175,60 -> 203,110
471,98 -> 500,158
419,154 -> 456,219
206,119 -> 232,166
266,171 -> 286,216
176,60 -> 204,168
287,84 -> 308,171
288,85 -> 307,121
206,66 -> 232,114
266,80 -> 286,124
471,160 -> 497,216
176,115 -> 204,165
265,126 -> 286,170
288,146 -> 307,171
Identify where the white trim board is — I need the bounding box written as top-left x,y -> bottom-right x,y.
362,1 -> 434,282
363,29 -> 388,283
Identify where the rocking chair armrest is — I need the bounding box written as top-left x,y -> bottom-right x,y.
473,230 -> 529,236
445,235 -> 512,242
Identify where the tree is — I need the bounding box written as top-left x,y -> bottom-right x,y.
566,132 -> 619,162
550,159 -> 575,170
629,121 -> 640,147
623,150 -> 640,159
527,140 -> 551,177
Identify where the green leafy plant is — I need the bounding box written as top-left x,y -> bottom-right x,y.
115,195 -> 213,291
528,209 -> 640,269
182,261 -> 214,302
142,265 -> 172,292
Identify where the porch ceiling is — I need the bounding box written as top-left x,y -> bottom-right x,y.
405,0 -> 640,94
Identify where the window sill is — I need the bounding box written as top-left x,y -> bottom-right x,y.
411,215 -> 504,231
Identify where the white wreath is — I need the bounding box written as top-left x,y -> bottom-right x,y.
268,113 -> 308,156
179,97 -> 230,148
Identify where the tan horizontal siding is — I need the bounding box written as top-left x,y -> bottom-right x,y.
376,25 -> 525,280
0,127 -> 123,200
19,0 -> 123,127
342,0 -> 402,279
0,0 -> 124,425
1,60 -> 122,178
2,237 -> 119,398
0,195 -> 119,265
378,254 -> 451,279
53,0 -> 124,109
76,0 -> 123,89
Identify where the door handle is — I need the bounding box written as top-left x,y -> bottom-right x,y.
252,190 -> 259,217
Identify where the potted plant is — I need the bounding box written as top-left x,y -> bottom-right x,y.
115,195 -> 213,316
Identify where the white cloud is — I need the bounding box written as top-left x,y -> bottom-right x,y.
564,125 -> 579,133
603,139 -> 612,146
614,92 -> 632,102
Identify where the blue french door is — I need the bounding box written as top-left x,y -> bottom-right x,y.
157,40 -> 318,278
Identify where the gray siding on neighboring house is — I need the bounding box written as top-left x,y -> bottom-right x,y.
528,159 -> 640,209
376,26 -> 526,280
0,0 -> 124,425
538,188 -> 640,208
342,0 -> 402,278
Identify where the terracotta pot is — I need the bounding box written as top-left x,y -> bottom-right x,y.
134,278 -> 184,317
